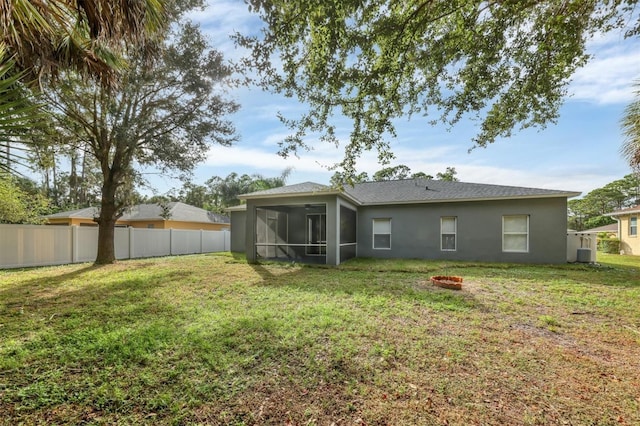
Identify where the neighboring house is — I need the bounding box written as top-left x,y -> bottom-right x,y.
230,179 -> 580,265
606,206 -> 640,255
583,223 -> 618,238
45,202 -> 230,231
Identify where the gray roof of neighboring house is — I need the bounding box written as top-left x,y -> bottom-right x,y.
583,223 -> 618,233
46,207 -> 100,219
606,205 -> 640,217
240,179 -> 580,205
46,202 -> 230,224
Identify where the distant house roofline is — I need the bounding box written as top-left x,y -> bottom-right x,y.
606,206 -> 640,217
45,202 -> 230,224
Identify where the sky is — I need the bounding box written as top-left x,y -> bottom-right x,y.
149,1 -> 640,198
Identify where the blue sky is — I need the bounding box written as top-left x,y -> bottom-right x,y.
151,1 -> 640,197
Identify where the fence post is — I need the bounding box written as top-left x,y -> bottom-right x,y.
71,225 -> 78,263
170,228 -> 173,255
129,227 -> 135,259
200,229 -> 204,254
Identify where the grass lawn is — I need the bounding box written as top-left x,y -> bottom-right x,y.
1,253 -> 639,425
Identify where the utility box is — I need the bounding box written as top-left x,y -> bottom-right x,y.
567,232 -> 597,263
576,248 -> 592,263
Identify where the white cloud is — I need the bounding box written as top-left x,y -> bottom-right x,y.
569,39 -> 640,104
187,0 -> 262,61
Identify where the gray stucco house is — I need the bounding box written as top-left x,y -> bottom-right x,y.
229,179 -> 580,265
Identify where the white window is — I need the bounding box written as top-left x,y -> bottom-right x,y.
630,216 -> 638,236
441,217 -> 457,251
373,218 -> 391,249
503,215 -> 529,253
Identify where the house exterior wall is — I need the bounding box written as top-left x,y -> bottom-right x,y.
230,210 -> 246,252
124,220 -> 166,228
356,197 -> 569,264
617,215 -> 639,255
46,218 -> 97,226
47,217 -> 228,231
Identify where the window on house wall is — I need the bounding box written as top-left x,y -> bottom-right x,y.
373,218 -> 391,249
502,215 -> 529,252
630,216 -> 638,236
147,224 -> 155,229
441,217 -> 457,251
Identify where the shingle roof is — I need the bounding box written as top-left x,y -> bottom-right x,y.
583,223 -> 618,233
46,207 -> 99,219
606,205 -> 640,217
240,179 -> 580,205
46,202 -> 229,224
239,181 -> 334,198
344,179 -> 580,204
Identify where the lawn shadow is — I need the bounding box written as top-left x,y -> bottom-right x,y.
0,260 -> 164,303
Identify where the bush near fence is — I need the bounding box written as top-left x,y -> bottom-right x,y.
0,224 -> 230,269
598,237 -> 621,254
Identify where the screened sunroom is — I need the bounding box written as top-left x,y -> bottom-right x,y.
251,201 -> 357,265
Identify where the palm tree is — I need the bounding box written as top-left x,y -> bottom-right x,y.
0,45 -> 43,173
0,0 -> 166,172
1,0 -> 166,84
621,82 -> 640,169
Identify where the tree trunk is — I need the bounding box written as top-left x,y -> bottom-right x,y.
95,179 -> 118,264
70,149 -> 78,206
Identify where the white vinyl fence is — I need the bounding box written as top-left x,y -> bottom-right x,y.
0,224 -> 230,269
567,231 -> 597,263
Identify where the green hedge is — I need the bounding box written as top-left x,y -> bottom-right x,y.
598,238 -> 620,254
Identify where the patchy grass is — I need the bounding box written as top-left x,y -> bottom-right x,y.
0,253 -> 639,425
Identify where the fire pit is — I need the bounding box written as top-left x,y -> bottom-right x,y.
430,275 -> 463,290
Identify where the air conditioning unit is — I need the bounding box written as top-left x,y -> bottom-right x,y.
576,248 -> 592,263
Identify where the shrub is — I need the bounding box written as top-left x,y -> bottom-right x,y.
598,237 -> 620,254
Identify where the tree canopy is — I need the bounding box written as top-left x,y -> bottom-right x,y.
331,165 -> 458,185
238,1 -> 640,178
568,173 -> 640,230
204,168 -> 292,212
0,173 -> 49,224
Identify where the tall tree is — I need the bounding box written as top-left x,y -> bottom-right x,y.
436,167 -> 459,182
44,7 -> 238,264
205,169 -> 291,212
567,174 -> 639,230
238,1 -> 640,179
372,165 -> 412,181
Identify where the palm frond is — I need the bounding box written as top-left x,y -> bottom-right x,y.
1,0 -> 167,86
0,45 -> 45,173
621,82 -> 640,168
